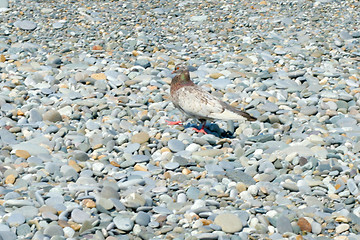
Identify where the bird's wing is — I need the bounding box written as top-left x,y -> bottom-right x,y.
174,86 -> 252,121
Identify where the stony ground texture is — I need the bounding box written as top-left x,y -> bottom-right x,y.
0,0 -> 360,239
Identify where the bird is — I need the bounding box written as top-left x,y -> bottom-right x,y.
167,64 -> 256,134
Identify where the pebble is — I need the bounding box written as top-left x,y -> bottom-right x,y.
113,216 -> 134,232
168,139 -> 185,152
214,213 -> 243,233
14,20 -> 37,30
0,0 -> 358,239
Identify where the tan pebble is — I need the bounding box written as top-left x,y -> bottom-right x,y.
15,149 -> 31,159
208,73 -> 224,79
268,96 -> 278,103
161,147 -> 171,153
82,199 -> 96,208
58,220 -> 71,228
92,45 -> 103,50
134,164 -> 147,171
200,219 -> 212,225
132,50 -> 139,56
163,171 -> 171,179
68,160 -> 81,172
268,67 -> 276,73
0,54 -> 5,62
69,222 -> 81,231
92,144 -> 103,150
335,223 -> 349,234
5,174 -> 16,184
182,168 -> 191,175
110,161 -> 120,167
97,155 -> 107,160
91,73 -> 106,80
349,75 -> 358,81
39,205 -> 57,214
17,110 -> 25,116
297,217 -> 312,232
335,216 -> 349,223
236,182 -> 247,192
131,132 -> 150,144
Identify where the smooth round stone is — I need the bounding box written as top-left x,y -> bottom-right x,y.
85,120 -> 100,130
131,132 -> 150,144
190,15 -> 207,22
92,162 -> 105,172
311,221 -> 322,234
123,193 -> 145,208
134,59 -> 151,68
113,216 -> 134,231
124,143 -> 140,153
168,139 -> 185,152
43,224 -> 64,237
135,211 -> 151,226
132,154 -> 150,163
42,211 -> 58,221
71,208 -> 90,223
276,215 -> 293,233
336,223 -> 349,234
258,102 -> 279,112
98,197 -> 114,210
301,106 -> 318,115
14,20 -> 37,30
43,110 -> 62,122
347,179 -> 359,195
63,227 -> 75,238
100,186 -> 119,199
6,213 -> 25,226
153,206 -> 171,215
28,109 -> 42,123
164,162 -> 179,170
214,213 -> 243,233
186,186 -> 201,200
53,21 -> 64,29
192,149 -> 223,157
17,206 -> 39,220
74,151 -> 89,161
16,223 -> 31,236
177,193 -> 187,203
4,192 -> 20,200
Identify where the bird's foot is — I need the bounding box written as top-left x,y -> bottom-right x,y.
166,120 -> 183,125
193,127 -> 207,134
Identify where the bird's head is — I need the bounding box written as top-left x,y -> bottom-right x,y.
172,64 -> 188,74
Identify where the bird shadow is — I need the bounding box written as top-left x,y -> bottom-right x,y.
183,122 -> 235,138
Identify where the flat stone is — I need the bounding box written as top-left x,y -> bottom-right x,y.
135,211 -> 151,226
131,132 -> 150,144
214,213 -> 243,233
276,215 -> 293,233
71,208 -> 91,223
14,20 -> 37,30
43,109 -> 62,122
168,139 -> 185,152
114,216 -> 134,231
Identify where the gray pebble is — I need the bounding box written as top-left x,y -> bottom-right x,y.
113,216 -> 134,231
168,139 -> 185,152
135,211 -> 151,226
14,20 -> 37,30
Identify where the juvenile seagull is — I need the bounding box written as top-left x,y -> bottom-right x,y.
167,64 -> 256,133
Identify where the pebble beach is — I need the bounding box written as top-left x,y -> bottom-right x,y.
0,0 -> 360,239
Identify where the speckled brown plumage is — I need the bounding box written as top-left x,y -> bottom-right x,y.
170,64 -> 256,123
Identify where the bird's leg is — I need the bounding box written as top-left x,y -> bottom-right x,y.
166,120 -> 183,125
193,120 -> 207,134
